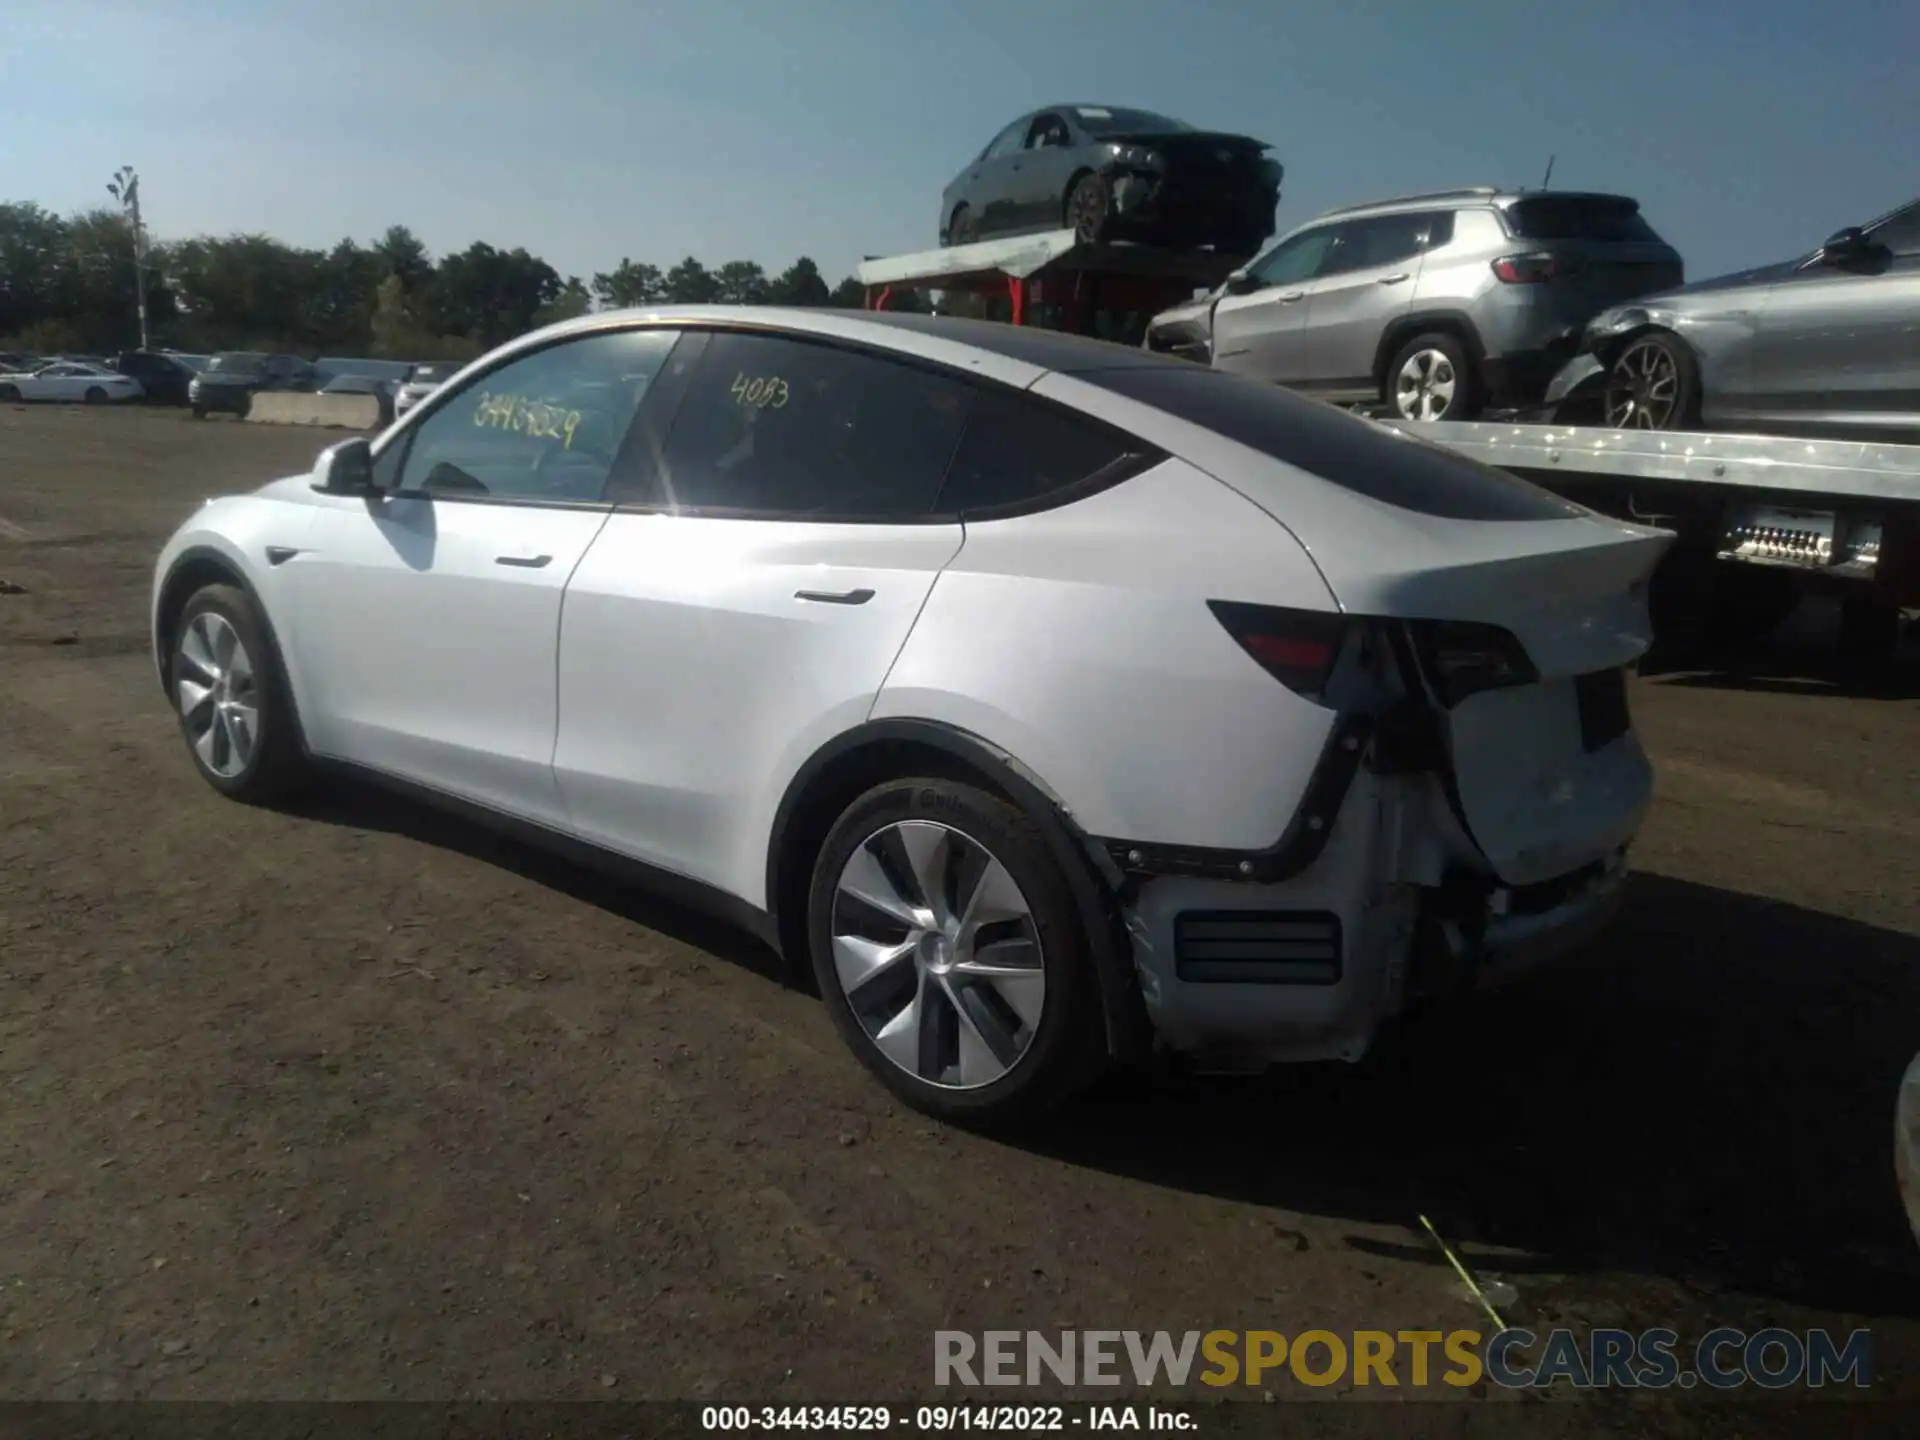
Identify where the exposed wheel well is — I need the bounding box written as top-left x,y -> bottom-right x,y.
768,737 -> 1022,970
153,553 -> 244,695
1372,317 -> 1485,396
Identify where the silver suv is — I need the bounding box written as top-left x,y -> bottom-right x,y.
1143,188 -> 1683,421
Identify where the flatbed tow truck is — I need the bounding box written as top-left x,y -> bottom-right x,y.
858,230 -> 1920,654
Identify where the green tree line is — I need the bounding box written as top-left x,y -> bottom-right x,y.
0,201 -> 910,360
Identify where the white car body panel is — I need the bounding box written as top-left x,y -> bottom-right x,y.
151,305 -> 1664,1081
872,457 -> 1338,849
284,494 -> 614,826
554,513 -> 964,905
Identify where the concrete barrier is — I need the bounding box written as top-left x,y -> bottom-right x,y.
246,392 -> 383,429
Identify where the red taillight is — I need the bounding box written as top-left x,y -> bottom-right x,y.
1209,601 -> 1347,698
1491,252 -> 1559,284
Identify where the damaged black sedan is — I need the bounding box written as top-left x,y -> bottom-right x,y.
939,105 -> 1280,255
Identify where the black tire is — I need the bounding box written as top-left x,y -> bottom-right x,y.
166,583 -> 312,805
806,776 -> 1106,1129
191,404 -> 207,420
1065,172 -> 1111,243
1384,332 -> 1481,422
84,386 -> 107,404
949,204 -> 976,245
235,393 -> 252,420
1603,330 -> 1701,431
0,384 -> 19,403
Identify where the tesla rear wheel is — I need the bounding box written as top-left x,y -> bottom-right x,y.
84,387 -> 106,404
1388,333 -> 1479,422
807,778 -> 1104,1128
949,204 -> 977,245
0,384 -> 19,403
1604,331 -> 1700,430
1065,173 -> 1111,243
169,583 -> 311,805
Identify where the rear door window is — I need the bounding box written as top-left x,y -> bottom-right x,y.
1504,197 -> 1662,243
1319,214 -> 1429,276
937,387 -> 1161,514
643,332 -> 975,519
1083,365 -> 1584,522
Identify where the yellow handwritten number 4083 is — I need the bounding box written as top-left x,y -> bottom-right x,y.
731,372 -> 789,409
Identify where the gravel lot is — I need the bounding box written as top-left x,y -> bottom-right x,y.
2,405 -> 1917,1428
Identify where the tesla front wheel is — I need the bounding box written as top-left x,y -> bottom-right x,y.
807,777 -> 1104,1128
949,204 -> 976,245
168,583 -> 312,805
1604,331 -> 1700,430
1388,333 -> 1479,422
0,384 -> 19,403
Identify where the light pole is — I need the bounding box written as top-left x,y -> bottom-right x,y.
106,166 -> 150,351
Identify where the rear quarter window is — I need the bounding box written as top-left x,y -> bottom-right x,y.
937,387 -> 1161,515
1081,366 -> 1585,522
1504,197 -> 1662,243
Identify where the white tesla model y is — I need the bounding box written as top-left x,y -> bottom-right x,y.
152,307 -> 1669,1126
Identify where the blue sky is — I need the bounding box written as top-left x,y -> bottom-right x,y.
3,0 -> 1912,287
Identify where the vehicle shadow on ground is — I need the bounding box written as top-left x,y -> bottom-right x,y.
1639,600 -> 1920,700
287,780 -> 795,988
1031,871 -> 1920,1320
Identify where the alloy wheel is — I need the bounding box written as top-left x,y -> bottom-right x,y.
830,819 -> 1046,1090
1069,182 -> 1107,242
1394,348 -> 1457,421
1604,339 -> 1681,429
175,611 -> 260,778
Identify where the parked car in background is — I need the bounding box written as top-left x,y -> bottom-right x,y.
189,352 -> 317,419
0,360 -> 144,404
393,360 -> 463,419
163,351 -> 210,371
151,305 -> 1663,1127
1144,188 -> 1682,422
1547,194 -> 1920,438
318,373 -> 398,426
0,351 -> 39,371
941,105 -> 1281,254
112,350 -> 200,406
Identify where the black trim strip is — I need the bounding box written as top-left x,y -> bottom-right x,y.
1097,711 -> 1374,883
312,758 -> 782,954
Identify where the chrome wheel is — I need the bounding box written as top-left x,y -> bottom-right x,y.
174,611 -> 260,779
831,820 -> 1046,1091
1605,338 -> 1681,429
1394,348 -> 1458,421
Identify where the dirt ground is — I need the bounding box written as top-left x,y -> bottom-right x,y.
2,405 -> 1917,1428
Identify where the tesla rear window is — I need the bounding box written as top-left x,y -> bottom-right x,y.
1504,198 -> 1661,242
1080,366 -> 1584,522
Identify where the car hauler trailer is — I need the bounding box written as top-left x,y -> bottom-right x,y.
855,232 -> 1919,654
856,228 -> 1238,344
1378,421 -> 1920,654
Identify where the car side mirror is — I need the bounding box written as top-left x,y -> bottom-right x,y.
1224,270 -> 1261,296
311,436 -> 377,496
1818,226 -> 1867,264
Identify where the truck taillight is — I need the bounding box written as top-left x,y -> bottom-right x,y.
1209,601 -> 1348,699
1491,252 -> 1559,284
